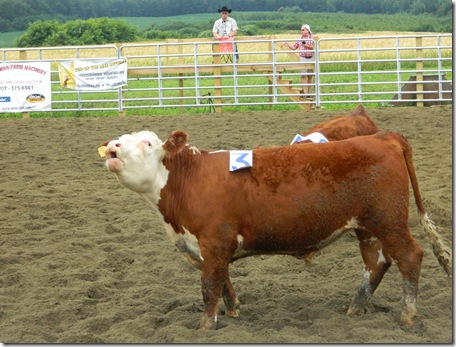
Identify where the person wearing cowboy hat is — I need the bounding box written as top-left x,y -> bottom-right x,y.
213,6 -> 239,61
284,24 -> 315,98
213,6 -> 238,40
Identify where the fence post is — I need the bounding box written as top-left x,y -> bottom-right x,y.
268,40 -> 273,109
177,41 -> 184,110
118,88 -> 126,116
415,37 -> 424,107
212,42 -> 222,113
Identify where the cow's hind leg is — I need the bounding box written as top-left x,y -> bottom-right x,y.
347,229 -> 392,316
380,230 -> 423,326
222,278 -> 240,318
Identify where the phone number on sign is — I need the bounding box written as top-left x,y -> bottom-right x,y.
0,85 -> 34,91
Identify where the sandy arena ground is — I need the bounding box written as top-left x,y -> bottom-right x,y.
0,105 -> 452,343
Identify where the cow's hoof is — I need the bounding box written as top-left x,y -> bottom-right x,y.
199,313 -> 217,330
346,305 -> 365,316
400,304 -> 416,327
400,313 -> 415,327
225,308 -> 240,318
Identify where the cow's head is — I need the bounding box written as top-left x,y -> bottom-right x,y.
103,130 -> 190,202
103,130 -> 168,196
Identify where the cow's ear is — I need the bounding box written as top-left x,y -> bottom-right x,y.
101,139 -> 111,146
163,130 -> 188,156
354,104 -> 367,116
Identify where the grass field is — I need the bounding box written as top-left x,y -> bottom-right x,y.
0,11 -> 451,48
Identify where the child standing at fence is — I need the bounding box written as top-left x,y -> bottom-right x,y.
284,24 -> 315,98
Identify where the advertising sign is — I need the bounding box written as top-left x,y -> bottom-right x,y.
59,58 -> 127,90
0,62 -> 51,112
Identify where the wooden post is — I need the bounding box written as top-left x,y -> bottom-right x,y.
212,42 -> 222,113
19,50 -> 27,60
416,37 -> 424,107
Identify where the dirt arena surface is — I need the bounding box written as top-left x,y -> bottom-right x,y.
0,105 -> 452,343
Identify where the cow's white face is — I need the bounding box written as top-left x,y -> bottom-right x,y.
105,131 -> 169,203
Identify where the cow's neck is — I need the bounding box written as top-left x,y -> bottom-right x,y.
157,151 -> 202,230
136,159 -> 169,210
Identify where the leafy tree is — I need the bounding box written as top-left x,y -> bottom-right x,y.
16,17 -> 138,47
16,20 -> 61,47
436,1 -> 452,17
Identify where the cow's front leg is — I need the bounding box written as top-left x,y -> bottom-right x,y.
222,278 -> 240,318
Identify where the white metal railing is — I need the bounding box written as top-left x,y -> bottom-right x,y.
315,34 -> 452,107
0,34 -> 452,116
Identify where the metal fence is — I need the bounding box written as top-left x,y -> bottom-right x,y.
0,33 -> 452,116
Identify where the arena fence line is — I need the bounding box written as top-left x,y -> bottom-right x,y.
0,34 -> 452,117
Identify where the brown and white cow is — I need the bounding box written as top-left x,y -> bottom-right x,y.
102,129 -> 451,330
303,104 -> 379,141
293,104 -> 380,262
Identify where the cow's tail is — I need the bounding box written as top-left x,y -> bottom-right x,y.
400,134 -> 452,276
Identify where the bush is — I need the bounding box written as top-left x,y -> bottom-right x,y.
197,30 -> 213,39
241,24 -> 260,36
16,20 -> 60,47
16,17 -> 138,47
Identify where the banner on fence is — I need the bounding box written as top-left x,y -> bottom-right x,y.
0,62 -> 51,113
58,58 -> 127,90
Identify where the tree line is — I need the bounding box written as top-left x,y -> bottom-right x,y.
0,0 -> 451,32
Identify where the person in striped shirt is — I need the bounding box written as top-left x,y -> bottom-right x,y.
284,24 -> 315,98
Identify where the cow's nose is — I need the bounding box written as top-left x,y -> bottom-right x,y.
106,141 -> 121,158
107,141 -> 121,149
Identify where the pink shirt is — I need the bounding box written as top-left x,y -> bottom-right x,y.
293,34 -> 314,58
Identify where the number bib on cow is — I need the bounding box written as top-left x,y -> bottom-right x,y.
290,132 -> 329,144
229,150 -> 253,171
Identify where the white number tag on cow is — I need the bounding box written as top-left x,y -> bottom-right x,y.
290,132 -> 329,145
230,150 -> 253,171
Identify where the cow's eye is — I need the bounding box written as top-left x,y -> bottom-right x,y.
145,141 -> 152,147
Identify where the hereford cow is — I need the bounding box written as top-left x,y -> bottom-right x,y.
292,104 -> 380,262
102,130 -> 451,330
303,104 -> 379,141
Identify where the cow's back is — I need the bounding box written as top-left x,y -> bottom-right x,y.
303,104 -> 379,140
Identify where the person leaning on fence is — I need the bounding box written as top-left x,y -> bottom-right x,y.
284,24 -> 315,98
212,6 -> 239,61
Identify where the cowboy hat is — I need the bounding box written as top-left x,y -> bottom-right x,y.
218,6 -> 232,13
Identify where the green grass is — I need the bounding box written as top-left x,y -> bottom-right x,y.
0,11 -> 450,49
1,59 -> 450,119
121,11 -> 451,33
0,31 -> 24,48
121,13 -> 216,29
